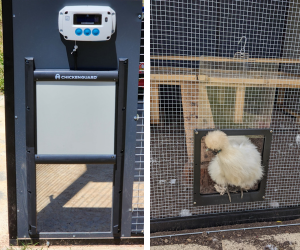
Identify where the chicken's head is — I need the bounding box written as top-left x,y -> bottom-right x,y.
205,130 -> 229,152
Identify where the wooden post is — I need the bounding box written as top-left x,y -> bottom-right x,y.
181,81 -> 214,184
150,83 -> 160,124
234,86 -> 246,123
277,88 -> 286,105
198,83 -> 215,129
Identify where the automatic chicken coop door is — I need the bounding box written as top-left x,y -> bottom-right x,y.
4,0 -> 142,242
26,60 -> 126,237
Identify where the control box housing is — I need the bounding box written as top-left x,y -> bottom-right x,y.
58,6 -> 116,41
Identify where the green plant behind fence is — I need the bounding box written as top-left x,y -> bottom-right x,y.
0,0 -> 3,93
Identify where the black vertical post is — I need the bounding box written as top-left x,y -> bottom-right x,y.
3,0 -> 17,242
25,58 -> 37,236
113,59 -> 128,237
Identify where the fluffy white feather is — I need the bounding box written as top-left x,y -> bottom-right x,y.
205,130 -> 263,192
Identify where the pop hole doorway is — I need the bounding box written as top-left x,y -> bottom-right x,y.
193,129 -> 272,206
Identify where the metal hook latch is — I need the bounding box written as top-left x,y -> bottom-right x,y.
234,36 -> 249,59
238,36 -> 247,55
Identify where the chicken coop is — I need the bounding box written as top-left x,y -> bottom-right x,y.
150,0 -> 300,232
4,0 -> 144,244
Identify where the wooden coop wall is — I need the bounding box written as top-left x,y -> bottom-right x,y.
150,0 -> 300,220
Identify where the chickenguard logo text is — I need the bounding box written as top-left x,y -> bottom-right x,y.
54,75 -> 98,80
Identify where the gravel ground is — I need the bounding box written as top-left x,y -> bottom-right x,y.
151,218 -> 300,249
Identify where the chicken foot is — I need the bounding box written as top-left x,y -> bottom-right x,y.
240,187 -> 249,199
226,184 -> 231,202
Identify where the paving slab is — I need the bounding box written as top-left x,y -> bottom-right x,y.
37,163 -> 113,232
0,94 -> 9,248
222,240 -> 257,250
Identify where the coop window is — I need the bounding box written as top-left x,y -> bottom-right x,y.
193,129 -> 272,206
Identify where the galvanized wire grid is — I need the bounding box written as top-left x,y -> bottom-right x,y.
132,91 -> 144,234
131,15 -> 144,234
150,0 -> 300,220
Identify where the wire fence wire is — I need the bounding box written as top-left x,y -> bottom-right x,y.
150,0 -> 300,220
132,14 -> 144,234
132,92 -> 144,234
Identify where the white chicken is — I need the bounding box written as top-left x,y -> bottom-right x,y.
204,130 -> 263,202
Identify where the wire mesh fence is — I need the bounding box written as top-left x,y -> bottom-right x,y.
150,0 -> 300,221
132,13 -> 144,234
132,91 -> 144,234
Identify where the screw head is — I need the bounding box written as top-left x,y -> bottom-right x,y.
270,130 -> 273,133
138,14 -> 142,19
195,131 -> 198,135
194,202 -> 196,204
263,196 -> 265,199
15,116 -> 18,119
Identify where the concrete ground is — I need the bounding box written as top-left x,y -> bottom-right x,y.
37,164 -> 113,232
0,94 -> 9,248
0,94 -> 143,249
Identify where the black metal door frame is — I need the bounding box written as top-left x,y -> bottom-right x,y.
193,129 -> 273,206
25,58 -> 128,238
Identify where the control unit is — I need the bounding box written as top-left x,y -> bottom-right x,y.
58,6 -> 116,41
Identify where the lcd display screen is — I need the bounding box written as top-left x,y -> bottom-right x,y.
74,14 -> 102,25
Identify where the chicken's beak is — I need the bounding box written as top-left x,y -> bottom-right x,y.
206,148 -> 221,155
212,151 -> 218,156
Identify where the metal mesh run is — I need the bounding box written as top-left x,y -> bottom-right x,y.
150,0 -> 300,220
131,12 -> 144,234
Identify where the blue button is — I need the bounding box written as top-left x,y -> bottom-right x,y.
75,28 -> 82,36
92,28 -> 100,36
84,28 -> 91,36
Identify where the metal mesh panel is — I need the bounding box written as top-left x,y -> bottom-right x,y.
132,13 -> 144,234
150,0 -> 300,220
132,91 -> 144,234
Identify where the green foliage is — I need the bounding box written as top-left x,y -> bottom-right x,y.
0,0 -> 3,93
0,52 -> 4,93
6,241 -> 44,250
